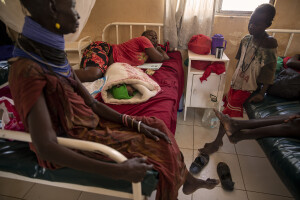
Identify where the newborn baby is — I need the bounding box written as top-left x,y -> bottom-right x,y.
111,84 -> 137,99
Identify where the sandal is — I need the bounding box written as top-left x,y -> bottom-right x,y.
189,153 -> 209,175
217,162 -> 235,191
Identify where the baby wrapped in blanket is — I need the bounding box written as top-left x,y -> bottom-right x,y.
101,62 -> 161,104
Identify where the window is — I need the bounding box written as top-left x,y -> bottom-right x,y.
216,0 -> 275,15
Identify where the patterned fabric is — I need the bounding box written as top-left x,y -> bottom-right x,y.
80,41 -> 112,74
222,87 -> 251,117
8,58 -> 188,200
112,36 -> 154,66
232,35 -> 277,92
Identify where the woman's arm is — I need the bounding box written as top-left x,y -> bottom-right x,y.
145,47 -> 169,62
73,72 -> 171,143
27,93 -> 152,183
75,67 -> 103,82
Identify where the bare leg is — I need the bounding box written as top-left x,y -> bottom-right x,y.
229,119 -> 300,143
182,172 -> 219,194
214,109 -> 294,136
198,125 -> 226,155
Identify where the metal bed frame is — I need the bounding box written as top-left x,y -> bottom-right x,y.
0,22 -> 165,200
266,29 -> 300,56
102,22 -> 163,44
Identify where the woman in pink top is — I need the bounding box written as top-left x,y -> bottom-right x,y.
76,30 -> 169,82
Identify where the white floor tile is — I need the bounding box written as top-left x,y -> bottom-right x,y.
247,191 -> 294,200
175,124 -> 194,149
79,192 -> 127,200
0,177 -> 34,199
177,107 -> 195,126
235,140 -> 266,157
193,108 -> 205,127
147,186 -> 192,200
193,186 -> 248,200
238,155 -> 292,197
24,183 -> 81,200
178,186 -> 192,200
180,148 -> 194,171
147,190 -> 156,200
193,125 -> 236,154
193,151 -> 245,190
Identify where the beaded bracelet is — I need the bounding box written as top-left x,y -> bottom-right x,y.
131,118 -> 135,128
138,121 -> 142,133
125,115 -> 129,127
122,114 -> 126,125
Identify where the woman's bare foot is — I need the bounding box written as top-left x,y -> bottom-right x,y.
198,127 -> 226,155
199,140 -> 223,155
220,125 -> 239,144
213,109 -> 238,137
182,173 -> 219,195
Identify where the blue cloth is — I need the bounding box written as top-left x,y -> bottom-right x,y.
13,17 -> 71,77
0,45 -> 14,61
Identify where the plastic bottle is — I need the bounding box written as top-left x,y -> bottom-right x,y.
201,97 -> 220,128
202,108 -> 219,128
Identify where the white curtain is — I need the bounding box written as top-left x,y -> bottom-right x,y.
0,0 -> 95,42
164,0 -> 216,49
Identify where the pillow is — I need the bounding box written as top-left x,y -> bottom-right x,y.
267,68 -> 300,99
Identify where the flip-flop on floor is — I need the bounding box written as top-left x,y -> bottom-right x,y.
217,162 -> 235,191
189,153 -> 209,175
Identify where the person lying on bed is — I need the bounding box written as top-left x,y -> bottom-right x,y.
75,29 -> 169,82
285,54 -> 300,72
8,0 -> 219,199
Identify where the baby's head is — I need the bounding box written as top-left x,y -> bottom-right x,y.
248,4 -> 276,37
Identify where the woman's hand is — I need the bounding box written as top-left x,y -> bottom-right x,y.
120,157 -> 153,183
140,123 -> 172,144
248,93 -> 264,103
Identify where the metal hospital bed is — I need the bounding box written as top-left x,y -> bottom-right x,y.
0,22 -> 165,200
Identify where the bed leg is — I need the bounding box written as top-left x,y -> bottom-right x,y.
132,182 -> 143,200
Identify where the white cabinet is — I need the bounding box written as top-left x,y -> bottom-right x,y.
183,50 -> 229,121
191,74 -> 221,108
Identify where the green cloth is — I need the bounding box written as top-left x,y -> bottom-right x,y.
276,56 -> 284,73
111,84 -> 134,99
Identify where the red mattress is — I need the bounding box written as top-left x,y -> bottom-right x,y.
96,51 -> 184,134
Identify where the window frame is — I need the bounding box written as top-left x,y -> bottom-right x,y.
215,0 -> 275,16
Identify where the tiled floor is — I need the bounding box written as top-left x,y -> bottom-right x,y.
0,108 -> 294,200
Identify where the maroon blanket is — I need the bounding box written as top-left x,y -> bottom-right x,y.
96,51 -> 184,134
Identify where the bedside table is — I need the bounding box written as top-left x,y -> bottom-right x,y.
183,50 -> 230,121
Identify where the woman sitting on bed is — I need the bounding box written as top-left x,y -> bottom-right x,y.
75,30 -> 169,82
8,0 -> 218,199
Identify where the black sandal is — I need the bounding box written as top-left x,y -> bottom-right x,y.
189,153 -> 209,174
217,162 -> 235,191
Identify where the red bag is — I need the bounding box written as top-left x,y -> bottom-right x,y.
188,34 -> 212,55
